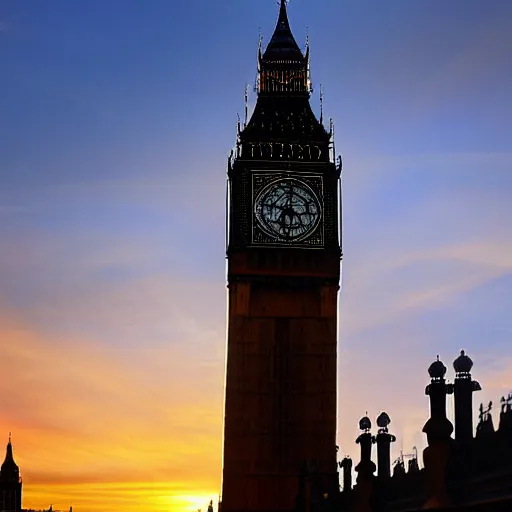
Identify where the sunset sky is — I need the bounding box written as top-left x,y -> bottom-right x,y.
1,0 -> 512,511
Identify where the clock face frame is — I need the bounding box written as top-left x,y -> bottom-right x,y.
251,172 -> 324,247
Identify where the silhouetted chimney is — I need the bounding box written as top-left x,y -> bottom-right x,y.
355,415 -> 375,482
340,457 -> 352,492
453,350 -> 481,442
499,393 -> 512,431
423,356 -> 454,444
353,416 -> 376,512
476,401 -> 495,437
422,356 -> 453,509
375,412 -> 396,479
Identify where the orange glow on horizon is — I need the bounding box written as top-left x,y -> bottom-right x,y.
23,483 -> 219,512
0,312 -> 224,512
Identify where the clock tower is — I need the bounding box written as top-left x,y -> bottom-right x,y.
222,2 -> 341,511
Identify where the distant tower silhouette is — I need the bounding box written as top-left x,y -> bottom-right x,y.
453,350 -> 481,442
222,0 -> 341,511
0,435 -> 22,512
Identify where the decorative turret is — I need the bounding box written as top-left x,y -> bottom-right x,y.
355,415 -> 375,478
239,0 -> 331,162
258,0 -> 310,95
422,356 -> 453,509
423,356 -> 454,443
353,416 -> 376,512
453,350 -> 481,442
375,412 -> 396,479
453,349 -> 473,374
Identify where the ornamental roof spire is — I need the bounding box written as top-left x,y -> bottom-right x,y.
262,0 -> 305,64
0,434 -> 20,482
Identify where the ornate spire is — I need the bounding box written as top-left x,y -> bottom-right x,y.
0,434 -> 20,482
241,0 -> 330,155
262,0 -> 304,64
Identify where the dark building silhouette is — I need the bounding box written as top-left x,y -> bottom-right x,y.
221,1 -> 341,511
334,353 -> 512,512
0,436 -> 22,512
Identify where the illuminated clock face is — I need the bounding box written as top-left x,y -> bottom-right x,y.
254,178 -> 322,242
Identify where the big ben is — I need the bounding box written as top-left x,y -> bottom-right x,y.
222,2 -> 341,511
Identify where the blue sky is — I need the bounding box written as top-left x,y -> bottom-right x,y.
0,1 -> 511,510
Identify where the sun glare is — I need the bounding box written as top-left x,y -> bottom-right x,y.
157,493 -> 217,512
